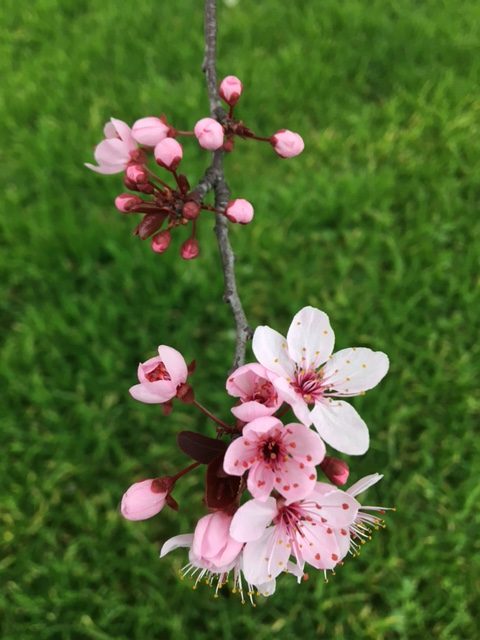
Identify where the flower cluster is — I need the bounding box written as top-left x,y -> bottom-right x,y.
121,307 -> 391,602
85,76 -> 304,260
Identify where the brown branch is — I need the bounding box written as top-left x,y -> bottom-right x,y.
202,0 -> 251,372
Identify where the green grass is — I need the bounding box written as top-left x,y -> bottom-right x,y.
1,0 -> 479,638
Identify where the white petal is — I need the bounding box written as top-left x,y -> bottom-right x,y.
286,307 -> 334,369
252,326 -> 295,377
160,533 -> 193,558
347,473 -> 383,497
255,579 -> 276,597
272,378 -> 312,426
311,400 -> 369,455
230,498 -> 277,542
322,348 -> 389,395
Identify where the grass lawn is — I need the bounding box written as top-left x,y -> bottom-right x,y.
1,0 -> 479,638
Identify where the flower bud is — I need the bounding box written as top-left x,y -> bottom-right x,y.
194,117 -> 224,151
182,201 -> 200,220
151,230 -> 172,253
225,198 -> 254,224
180,238 -> 199,260
154,138 -> 183,171
319,456 -> 350,486
271,129 -> 305,158
219,75 -> 243,106
126,164 -> 149,184
115,193 -> 143,213
132,116 -> 170,146
121,478 -> 172,521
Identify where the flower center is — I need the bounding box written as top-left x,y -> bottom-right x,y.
252,380 -> 277,407
146,362 -> 171,382
291,368 -> 324,404
262,438 -> 280,462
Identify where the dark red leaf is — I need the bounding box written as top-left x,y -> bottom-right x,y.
177,431 -> 227,464
205,455 -> 241,510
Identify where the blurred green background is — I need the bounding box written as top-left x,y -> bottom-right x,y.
1,0 -> 479,638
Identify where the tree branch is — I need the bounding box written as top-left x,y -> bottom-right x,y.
203,0 -> 251,372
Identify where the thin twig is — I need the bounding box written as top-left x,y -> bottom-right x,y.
203,0 -> 251,372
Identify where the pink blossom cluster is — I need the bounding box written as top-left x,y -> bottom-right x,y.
120,307 -> 391,602
85,76 -> 304,260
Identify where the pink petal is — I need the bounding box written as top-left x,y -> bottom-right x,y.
120,479 -> 166,521
286,306 -> 334,370
230,497 -> 277,542
278,456 -> 317,504
157,345 -> 188,386
347,473 -> 383,497
299,523 -> 341,570
223,435 -> 258,476
284,422 -> 325,464
226,362 -> 267,397
110,117 -> 137,151
160,533 -> 194,557
84,162 -> 123,175
137,356 -> 163,383
322,347 -> 389,395
252,326 -> 295,377
247,462 -> 275,501
310,484 -> 359,527
129,380 -> 176,403
213,535 -> 243,569
242,527 -> 290,584
334,528 -> 351,559
311,399 -> 369,455
243,416 -> 282,437
94,138 -> 130,166
231,400 -> 277,422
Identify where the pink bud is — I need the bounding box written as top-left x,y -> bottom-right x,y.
219,75 -> 243,106
225,199 -> 254,224
132,116 -> 170,146
182,201 -> 200,220
154,138 -> 183,171
125,164 -> 149,184
115,193 -> 144,213
180,238 -> 199,260
194,117 -> 224,151
271,129 -> 305,158
121,478 -> 171,521
319,456 -> 350,486
151,230 -> 172,253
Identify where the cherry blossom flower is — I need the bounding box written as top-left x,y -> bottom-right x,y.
223,416 -> 325,502
230,482 -> 359,586
226,363 -> 281,422
129,345 -> 188,404
225,199 -> 254,224
85,118 -> 138,174
160,511 -> 302,603
132,116 -> 170,147
252,306 -> 389,455
121,478 -> 171,521
194,117 -> 224,151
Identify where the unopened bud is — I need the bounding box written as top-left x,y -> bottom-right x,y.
151,230 -> 172,254
121,478 -> 172,521
183,201 -> 200,220
194,117 -> 224,151
132,116 -> 170,147
225,198 -> 254,224
115,193 -> 143,213
219,75 -> 243,106
271,129 -> 305,158
154,138 -> 183,171
126,164 -> 149,184
320,456 -> 350,486
180,237 -> 199,260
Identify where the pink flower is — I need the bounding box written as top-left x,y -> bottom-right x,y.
271,129 -> 304,159
252,306 -> 389,455
223,416 -> 325,503
320,456 -> 350,486
121,478 -> 171,521
226,363 -> 281,422
129,345 -> 188,404
114,193 -> 143,213
151,230 -> 171,254
230,482 -> 359,586
154,138 -> 183,171
225,199 -> 254,224
219,75 -> 243,106
125,164 -> 148,184
132,116 -> 170,147
85,118 -> 137,174
194,117 -> 224,151
180,238 -> 199,260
